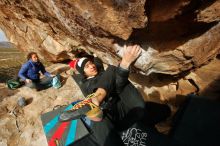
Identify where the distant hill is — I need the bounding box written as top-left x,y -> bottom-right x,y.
0,41 -> 15,49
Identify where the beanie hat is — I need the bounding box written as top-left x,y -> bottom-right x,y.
76,57 -> 90,75
69,59 -> 78,69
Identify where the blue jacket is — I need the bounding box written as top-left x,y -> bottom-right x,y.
18,60 -> 51,81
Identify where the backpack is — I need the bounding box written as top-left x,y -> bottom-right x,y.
52,75 -> 61,89
6,78 -> 23,90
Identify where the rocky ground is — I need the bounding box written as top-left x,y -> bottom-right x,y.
0,64 -> 84,146
0,57 -> 219,146
0,47 -> 83,146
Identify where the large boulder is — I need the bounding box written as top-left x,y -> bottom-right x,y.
0,0 -> 219,75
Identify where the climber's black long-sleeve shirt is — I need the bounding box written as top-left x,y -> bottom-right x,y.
77,57 -> 130,100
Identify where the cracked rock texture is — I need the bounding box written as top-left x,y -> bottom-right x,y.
0,0 -> 219,74
0,0 -> 220,145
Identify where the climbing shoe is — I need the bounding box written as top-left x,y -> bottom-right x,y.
59,94 -> 103,122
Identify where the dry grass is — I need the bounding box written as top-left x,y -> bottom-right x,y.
0,47 -> 25,83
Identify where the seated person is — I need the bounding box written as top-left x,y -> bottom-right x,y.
18,52 -> 55,91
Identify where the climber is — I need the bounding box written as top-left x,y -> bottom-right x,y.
60,44 -> 171,146
18,52 -> 56,91
60,44 -> 170,126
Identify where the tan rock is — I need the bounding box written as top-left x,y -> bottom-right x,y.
0,0 -> 147,63
194,58 -> 220,99
177,78 -> 197,95
0,0 -> 219,76
148,0 -> 191,22
197,1 -> 220,23
143,22 -> 220,75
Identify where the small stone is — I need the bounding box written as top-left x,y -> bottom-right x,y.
17,97 -> 26,107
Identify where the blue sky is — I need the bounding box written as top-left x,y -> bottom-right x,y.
0,29 -> 8,41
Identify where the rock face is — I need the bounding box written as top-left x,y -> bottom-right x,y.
197,0 -> 220,23
0,1 -> 220,145
0,0 -> 147,64
0,0 -> 219,75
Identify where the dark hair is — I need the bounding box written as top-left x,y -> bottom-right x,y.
27,52 -> 38,61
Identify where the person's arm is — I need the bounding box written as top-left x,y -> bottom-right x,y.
39,62 -> 52,77
82,66 -> 116,106
115,66 -> 130,93
91,88 -> 107,106
116,44 -> 142,93
80,79 -> 107,106
18,63 -> 29,81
